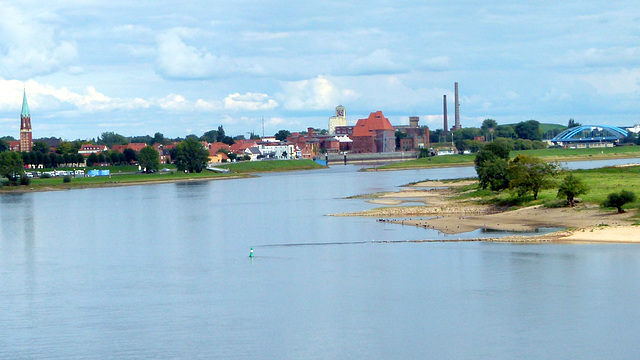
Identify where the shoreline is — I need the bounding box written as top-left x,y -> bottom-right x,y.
331,179 -> 640,244
0,174 -> 250,194
370,152 -> 640,171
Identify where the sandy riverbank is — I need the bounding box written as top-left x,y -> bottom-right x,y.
332,179 -> 640,243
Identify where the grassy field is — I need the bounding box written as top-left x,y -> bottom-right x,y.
378,154 -> 476,169
219,159 -> 324,173
377,145 -> 640,170
1,170 -> 239,191
512,145 -> 640,160
453,165 -> 640,212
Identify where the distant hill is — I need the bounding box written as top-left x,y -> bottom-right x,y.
539,123 -> 567,133
540,123 -> 567,139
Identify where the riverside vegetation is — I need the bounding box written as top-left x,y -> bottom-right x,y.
376,144 -> 640,170
0,160 -> 324,192
333,139 -> 640,241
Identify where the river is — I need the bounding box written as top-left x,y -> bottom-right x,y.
2,159 -> 640,359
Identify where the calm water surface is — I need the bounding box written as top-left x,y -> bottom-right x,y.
2,163 -> 640,359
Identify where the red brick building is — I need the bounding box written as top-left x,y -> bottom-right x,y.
19,90 -> 33,152
352,111 -> 395,153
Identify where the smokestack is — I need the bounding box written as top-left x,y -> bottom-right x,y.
454,82 -> 461,130
443,95 -> 448,133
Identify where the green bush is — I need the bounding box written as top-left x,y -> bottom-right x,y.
63,175 -> 71,183
20,174 -> 31,186
41,173 -> 52,179
557,174 -> 588,207
544,199 -> 568,208
602,190 -> 636,213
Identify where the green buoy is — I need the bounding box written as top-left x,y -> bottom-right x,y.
249,247 -> 254,258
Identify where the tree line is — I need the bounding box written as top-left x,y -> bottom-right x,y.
474,139 -> 636,212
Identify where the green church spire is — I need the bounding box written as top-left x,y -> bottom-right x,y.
21,89 -> 30,118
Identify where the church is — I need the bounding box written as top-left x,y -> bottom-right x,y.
19,89 -> 33,152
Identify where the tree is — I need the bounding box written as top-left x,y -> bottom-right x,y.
221,136 -> 235,145
174,138 -> 210,173
0,151 -> 25,185
603,190 -> 637,213
123,148 -> 137,163
481,119 -> 498,132
474,140 -> 511,191
130,135 -> 154,145
567,118 -> 581,128
97,132 -> 129,148
201,129 -> 220,143
216,125 -> 226,142
0,138 -> 8,152
32,141 -> 50,154
557,174 -> 589,206
87,153 -> 99,166
153,132 -> 165,145
55,141 -> 77,154
477,157 -> 510,191
110,151 -> 122,165
481,119 -> 498,141
484,140 -> 512,160
274,130 -> 292,141
507,155 -> 559,200
138,146 -> 160,173
514,120 -> 542,141
494,125 -> 517,139
49,152 -> 60,168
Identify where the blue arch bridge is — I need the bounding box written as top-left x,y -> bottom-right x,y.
551,125 -> 628,147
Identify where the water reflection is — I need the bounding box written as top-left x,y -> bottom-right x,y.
2,163 -> 640,359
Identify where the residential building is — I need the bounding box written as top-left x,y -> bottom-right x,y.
78,144 -> 108,155
112,143 -> 148,153
8,141 -> 20,151
208,149 -> 230,164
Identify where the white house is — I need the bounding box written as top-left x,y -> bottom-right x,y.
258,143 -> 295,159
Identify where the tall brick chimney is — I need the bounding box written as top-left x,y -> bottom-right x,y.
454,82 -> 461,130
443,95 -> 448,134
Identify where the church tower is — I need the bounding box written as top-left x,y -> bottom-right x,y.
19,89 -> 33,152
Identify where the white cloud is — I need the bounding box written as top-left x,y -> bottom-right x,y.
278,76 -> 359,110
224,92 -> 278,111
0,5 -> 78,78
155,29 -> 263,79
580,68 -> 640,96
347,49 -> 408,76
157,93 -> 191,111
195,99 -> 218,111
555,47 -> 640,68
0,79 -> 150,112
265,117 -> 287,126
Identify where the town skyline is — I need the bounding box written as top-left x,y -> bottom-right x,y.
1,1 -> 639,140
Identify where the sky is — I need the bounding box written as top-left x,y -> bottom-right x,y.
1,0 -> 639,140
